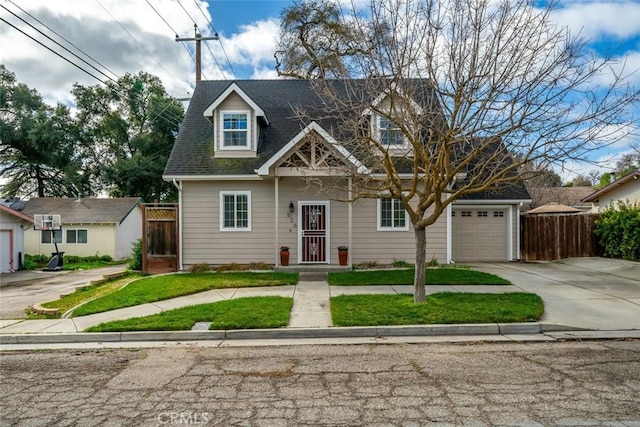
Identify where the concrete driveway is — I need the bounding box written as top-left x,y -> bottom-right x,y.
0,266 -> 127,319
470,258 -> 640,331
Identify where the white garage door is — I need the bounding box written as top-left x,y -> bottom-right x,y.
1,230 -> 11,272
452,208 -> 508,262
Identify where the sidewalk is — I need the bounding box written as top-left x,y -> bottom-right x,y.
2,261 -> 639,346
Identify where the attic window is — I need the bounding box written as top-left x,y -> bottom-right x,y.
221,111 -> 250,149
379,117 -> 405,146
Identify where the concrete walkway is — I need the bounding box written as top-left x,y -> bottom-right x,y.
1,258 -> 639,341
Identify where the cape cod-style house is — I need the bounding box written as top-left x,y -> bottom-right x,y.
163,80 -> 530,270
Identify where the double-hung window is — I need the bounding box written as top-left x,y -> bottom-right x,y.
377,198 -> 409,231
66,229 -> 88,244
220,191 -> 251,231
379,116 -> 405,147
221,111 -> 250,148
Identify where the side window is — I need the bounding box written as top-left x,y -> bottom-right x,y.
377,199 -> 409,231
66,229 -> 88,244
220,191 -> 252,231
41,230 -> 63,244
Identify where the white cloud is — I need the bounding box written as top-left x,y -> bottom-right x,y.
550,1 -> 640,41
222,19 -> 280,66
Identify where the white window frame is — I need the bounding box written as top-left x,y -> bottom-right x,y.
219,191 -> 252,231
377,198 -> 409,231
219,110 -> 251,150
66,229 -> 88,245
41,229 -> 63,244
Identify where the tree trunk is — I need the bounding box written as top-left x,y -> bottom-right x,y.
413,226 -> 427,303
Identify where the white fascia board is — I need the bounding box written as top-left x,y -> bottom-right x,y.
362,82 -> 424,116
256,121 -> 368,176
451,199 -> 532,205
202,83 -> 268,124
163,175 -> 263,181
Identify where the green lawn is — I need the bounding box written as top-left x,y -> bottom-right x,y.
34,274 -> 140,318
331,293 -> 543,326
328,268 -> 511,286
85,296 -> 293,332
72,272 -> 298,317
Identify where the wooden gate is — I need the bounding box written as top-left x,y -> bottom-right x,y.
142,204 -> 178,274
520,213 -> 600,261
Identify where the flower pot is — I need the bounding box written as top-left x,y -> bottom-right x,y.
280,251 -> 290,266
338,250 -> 348,266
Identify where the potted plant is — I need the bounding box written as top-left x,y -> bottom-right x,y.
279,246 -> 290,266
338,245 -> 348,266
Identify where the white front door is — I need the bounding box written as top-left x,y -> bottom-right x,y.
299,202 -> 329,263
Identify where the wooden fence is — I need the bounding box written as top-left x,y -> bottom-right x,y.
520,213 -> 600,261
142,204 -> 179,274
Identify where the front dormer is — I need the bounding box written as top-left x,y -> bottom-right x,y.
203,83 -> 268,158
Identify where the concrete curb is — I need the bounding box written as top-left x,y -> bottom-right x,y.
2,322 -> 634,346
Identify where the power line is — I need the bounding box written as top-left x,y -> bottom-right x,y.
96,0 -> 192,96
0,4 -> 117,84
0,16 -> 111,87
1,4 -> 184,129
144,0 -> 200,76
192,0 -> 237,79
6,0 -> 120,82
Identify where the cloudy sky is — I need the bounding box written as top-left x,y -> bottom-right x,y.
1,0 -> 639,181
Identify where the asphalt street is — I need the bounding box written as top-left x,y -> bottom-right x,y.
1,341 -> 639,426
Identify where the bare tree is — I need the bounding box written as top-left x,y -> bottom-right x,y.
284,0 -> 639,302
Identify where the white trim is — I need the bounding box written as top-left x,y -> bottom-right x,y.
172,179 -> 183,271
219,110 -> 252,150
446,202 -> 452,264
256,122 -> 368,176
297,201 -> 330,264
361,83 -> 424,116
507,205 -> 513,261
516,202 -> 522,261
376,198 -> 410,231
164,175 -> 263,181
219,191 -> 252,232
453,199 -> 532,205
274,177 -> 279,266
203,83 -> 268,124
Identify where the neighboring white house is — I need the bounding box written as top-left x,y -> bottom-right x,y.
582,171 -> 640,213
0,203 -> 33,272
163,80 -> 531,270
22,197 -> 142,260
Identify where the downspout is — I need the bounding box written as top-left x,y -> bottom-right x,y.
516,202 -> 522,261
348,177 -> 353,266
172,178 -> 184,271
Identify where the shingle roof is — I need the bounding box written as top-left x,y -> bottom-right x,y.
22,198 -> 141,224
581,170 -> 640,203
165,79 -> 529,201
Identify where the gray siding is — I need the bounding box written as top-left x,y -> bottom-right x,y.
182,180 -> 274,266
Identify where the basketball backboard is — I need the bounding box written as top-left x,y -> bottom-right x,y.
33,214 -> 62,231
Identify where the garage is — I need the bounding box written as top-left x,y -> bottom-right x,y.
452,207 -> 510,262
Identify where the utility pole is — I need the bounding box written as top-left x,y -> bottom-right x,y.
175,24 -> 218,83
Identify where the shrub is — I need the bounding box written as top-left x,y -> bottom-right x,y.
189,263 -> 211,273
392,259 -> 412,268
594,201 -> 640,261
129,239 -> 143,270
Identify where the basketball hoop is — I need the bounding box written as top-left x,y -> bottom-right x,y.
33,214 -> 64,271
33,214 -> 62,231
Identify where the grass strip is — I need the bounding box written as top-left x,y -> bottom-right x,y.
85,296 -> 293,332
330,293 -> 543,326
73,272 -> 298,317
328,268 -> 511,286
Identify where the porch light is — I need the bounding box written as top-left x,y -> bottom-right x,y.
289,201 -> 295,213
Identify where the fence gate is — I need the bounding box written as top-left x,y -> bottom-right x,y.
520,213 -> 599,261
142,204 -> 178,274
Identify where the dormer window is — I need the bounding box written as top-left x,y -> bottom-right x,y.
378,116 -> 405,147
221,111 -> 250,149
